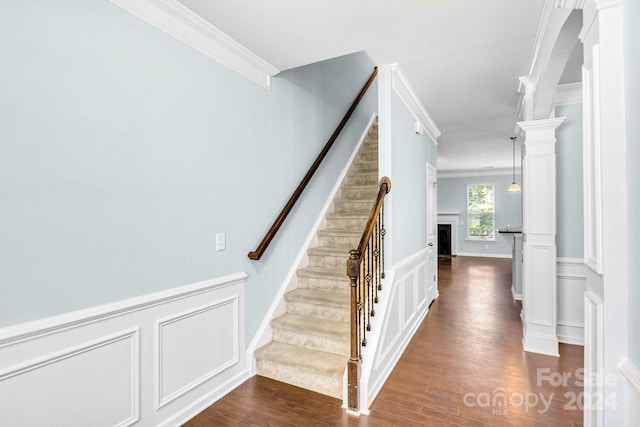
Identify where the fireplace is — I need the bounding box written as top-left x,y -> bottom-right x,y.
438,224 -> 451,255
437,213 -> 459,256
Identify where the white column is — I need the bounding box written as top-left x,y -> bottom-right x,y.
517,117 -> 565,357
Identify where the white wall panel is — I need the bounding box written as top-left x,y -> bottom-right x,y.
157,298 -> 239,408
557,259 -> 587,345
360,248 -> 431,412
0,272 -> 247,427
0,330 -> 139,427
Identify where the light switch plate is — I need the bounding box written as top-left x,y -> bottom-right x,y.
216,232 -> 226,251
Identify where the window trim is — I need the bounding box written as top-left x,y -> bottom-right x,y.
466,184 -> 496,241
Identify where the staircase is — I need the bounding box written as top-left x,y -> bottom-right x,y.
254,123 -> 379,398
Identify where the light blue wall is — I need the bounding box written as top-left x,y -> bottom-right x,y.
437,175 -> 522,256
376,65 -> 437,265
555,103 -> 584,258
389,85 -> 437,263
0,0 -> 377,344
625,0 -> 640,366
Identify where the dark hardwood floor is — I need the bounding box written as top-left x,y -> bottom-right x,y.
185,256 -> 584,426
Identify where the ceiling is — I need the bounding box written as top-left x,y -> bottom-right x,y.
176,0 -> 550,173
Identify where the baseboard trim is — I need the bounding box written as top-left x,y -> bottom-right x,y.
158,368 -> 251,427
523,331 -> 560,357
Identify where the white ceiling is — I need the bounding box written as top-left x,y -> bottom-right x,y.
177,0 -> 548,172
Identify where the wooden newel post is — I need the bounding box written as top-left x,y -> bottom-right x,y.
347,249 -> 361,412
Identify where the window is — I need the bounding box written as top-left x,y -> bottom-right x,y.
467,185 -> 495,240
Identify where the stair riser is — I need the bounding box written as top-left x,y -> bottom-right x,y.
255,359 -> 342,399
286,300 -> 350,322
317,234 -> 360,248
297,275 -> 350,292
271,328 -> 349,357
357,150 -> 378,161
308,252 -> 349,269
347,173 -> 378,185
351,162 -> 377,173
325,216 -> 369,231
341,186 -> 378,199
333,201 -> 372,214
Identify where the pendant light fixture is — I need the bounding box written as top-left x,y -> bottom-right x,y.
508,136 -> 521,192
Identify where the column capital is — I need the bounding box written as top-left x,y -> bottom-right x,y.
517,117 -> 566,134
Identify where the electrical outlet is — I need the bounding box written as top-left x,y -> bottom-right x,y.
216,232 -> 226,251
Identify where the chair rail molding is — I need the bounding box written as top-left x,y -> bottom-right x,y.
108,0 -> 279,88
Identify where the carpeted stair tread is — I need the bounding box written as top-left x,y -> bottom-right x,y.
255,341 -> 346,378
297,265 -> 349,280
307,246 -> 353,257
285,288 -> 349,306
271,314 -> 349,341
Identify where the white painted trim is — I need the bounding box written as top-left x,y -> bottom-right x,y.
108,0 -> 279,88
0,273 -> 247,427
157,369 -> 251,427
619,359 -> 640,399
0,329 -> 141,427
246,113 -> 378,374
359,248 -> 430,412
437,214 -> 458,256
517,2 -> 575,119
511,287 -> 522,301
389,64 -> 441,143
437,168 -> 519,178
0,272 -> 248,347
456,252 -> 512,259
156,297 -> 239,408
555,82 -> 583,105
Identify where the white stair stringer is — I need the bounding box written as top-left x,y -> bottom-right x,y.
254,122 -> 379,399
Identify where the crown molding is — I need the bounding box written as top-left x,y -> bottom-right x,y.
390,64 -> 441,144
108,0 -> 279,88
555,0 -> 587,9
593,0 -> 623,10
555,82 -> 582,105
437,167 -> 519,178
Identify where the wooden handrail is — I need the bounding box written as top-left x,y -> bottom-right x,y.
355,176 -> 391,256
248,67 -> 379,260
346,176 -> 391,412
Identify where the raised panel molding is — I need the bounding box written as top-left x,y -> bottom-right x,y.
0,272 -> 248,427
556,258 -> 587,345
360,248 -> 431,413
157,297 -> 239,408
0,330 -> 139,427
108,0 -> 279,88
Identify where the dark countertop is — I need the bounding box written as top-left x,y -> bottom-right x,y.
498,227 -> 523,234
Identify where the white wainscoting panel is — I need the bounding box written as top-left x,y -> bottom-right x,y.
0,329 -> 139,427
557,258 -> 587,345
157,297 -> 239,408
358,248 -> 431,412
0,272 -> 248,427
